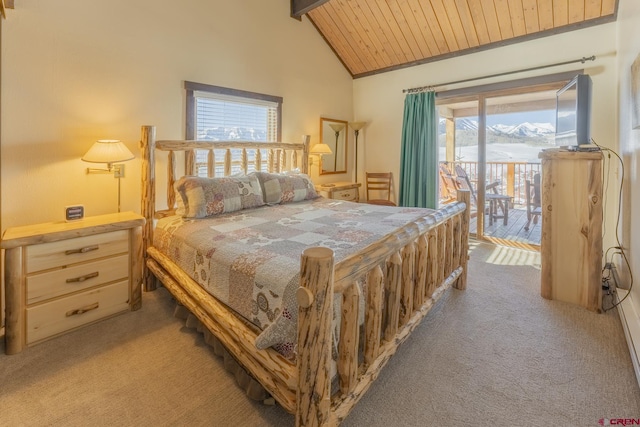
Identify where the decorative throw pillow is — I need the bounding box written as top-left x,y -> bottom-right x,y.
175,174 -> 264,218
252,172 -> 319,204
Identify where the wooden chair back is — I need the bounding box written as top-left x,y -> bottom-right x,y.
453,165 -> 477,204
439,163 -> 460,203
365,172 -> 396,206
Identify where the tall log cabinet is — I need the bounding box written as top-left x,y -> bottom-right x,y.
2,212 -> 145,354
539,149 -> 603,312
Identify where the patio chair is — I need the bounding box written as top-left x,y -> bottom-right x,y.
454,164 -> 510,225
524,173 -> 542,231
439,163 -> 460,204
453,164 -> 477,205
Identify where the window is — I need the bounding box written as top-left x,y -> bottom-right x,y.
185,81 -> 282,176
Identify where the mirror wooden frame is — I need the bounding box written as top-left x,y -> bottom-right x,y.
319,117 -> 348,175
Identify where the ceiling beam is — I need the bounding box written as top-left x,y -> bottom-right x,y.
291,0 -> 330,20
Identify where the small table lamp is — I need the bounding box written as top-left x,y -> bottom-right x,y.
310,143 -> 333,173
82,139 -> 135,212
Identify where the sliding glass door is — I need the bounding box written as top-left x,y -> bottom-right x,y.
437,74 -> 571,247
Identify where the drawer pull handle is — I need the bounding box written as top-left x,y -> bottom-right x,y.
65,245 -> 99,255
65,302 -> 99,317
66,272 -> 99,283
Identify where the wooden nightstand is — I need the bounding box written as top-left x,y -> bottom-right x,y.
1,212 -> 145,354
316,182 -> 361,202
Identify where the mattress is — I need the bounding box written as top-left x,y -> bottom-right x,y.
154,197 -> 435,358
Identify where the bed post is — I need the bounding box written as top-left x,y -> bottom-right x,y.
454,189 -> 471,290
140,125 -> 157,291
301,135 -> 310,175
297,247 -> 333,427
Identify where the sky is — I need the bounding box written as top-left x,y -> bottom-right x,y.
486,110 -> 556,126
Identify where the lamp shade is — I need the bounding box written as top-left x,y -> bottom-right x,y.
310,143 -> 333,155
328,123 -> 345,134
349,121 -> 366,131
82,140 -> 135,164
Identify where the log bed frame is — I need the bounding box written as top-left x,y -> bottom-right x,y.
140,125 -> 471,426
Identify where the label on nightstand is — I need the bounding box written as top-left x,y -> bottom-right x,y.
65,205 -> 85,222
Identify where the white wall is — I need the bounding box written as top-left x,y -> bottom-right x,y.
616,0 -> 640,382
0,0 -> 353,229
353,23 -> 620,250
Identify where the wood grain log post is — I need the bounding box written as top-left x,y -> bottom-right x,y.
4,247 -> 25,354
297,247 -> 334,427
186,150 -> 196,175
256,149 -> 263,172
436,224 -> 446,285
426,229 -> 438,297
140,125 -> 157,291
301,135 -> 311,175
275,149 -> 282,172
241,148 -> 248,174
268,149 -> 275,173
384,252 -> 403,341
414,234 -> 428,309
445,218 -> 454,276
452,215 -> 461,271
130,225 -> 144,311
339,282 -> 360,395
207,149 -> 215,178
364,265 -> 384,365
224,149 -> 232,176
399,242 -> 416,326
292,147 -> 298,170
540,159 -> 553,300
167,151 -> 176,209
454,189 -> 471,290
585,158 -> 603,311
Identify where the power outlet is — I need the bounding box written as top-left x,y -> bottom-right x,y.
606,262 -> 629,290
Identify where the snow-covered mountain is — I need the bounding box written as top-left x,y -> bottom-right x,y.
489,122 -> 555,137
197,126 -> 267,141
454,118 -> 479,131
439,118 -> 555,141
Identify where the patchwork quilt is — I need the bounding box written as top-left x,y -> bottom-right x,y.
154,197 -> 435,359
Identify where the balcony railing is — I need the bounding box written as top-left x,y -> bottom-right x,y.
440,161 -> 541,207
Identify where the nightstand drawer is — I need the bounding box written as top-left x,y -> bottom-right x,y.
26,280 -> 130,344
26,230 -> 129,273
333,188 -> 358,201
27,254 -> 129,304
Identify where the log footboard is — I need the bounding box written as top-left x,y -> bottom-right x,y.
297,190 -> 470,427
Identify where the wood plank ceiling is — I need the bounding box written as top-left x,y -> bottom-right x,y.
304,0 -> 618,78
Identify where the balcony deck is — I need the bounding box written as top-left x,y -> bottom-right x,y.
470,206 -> 541,247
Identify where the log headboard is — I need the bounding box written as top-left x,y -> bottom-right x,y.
140,125 -> 311,290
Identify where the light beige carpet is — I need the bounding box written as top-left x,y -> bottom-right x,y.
1,241 -> 639,426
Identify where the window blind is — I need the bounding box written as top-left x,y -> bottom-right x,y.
192,91 -> 280,176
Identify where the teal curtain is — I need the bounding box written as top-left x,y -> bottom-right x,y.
399,91 -> 438,208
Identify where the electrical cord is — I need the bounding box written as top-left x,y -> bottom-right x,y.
601,149 -> 610,238
591,139 -> 634,311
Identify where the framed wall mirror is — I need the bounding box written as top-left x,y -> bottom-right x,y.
319,117 -> 348,175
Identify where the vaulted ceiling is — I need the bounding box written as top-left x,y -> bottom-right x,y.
292,0 -> 619,78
